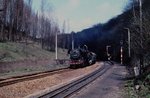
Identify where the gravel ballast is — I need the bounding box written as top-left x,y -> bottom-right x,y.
0,62 -> 103,98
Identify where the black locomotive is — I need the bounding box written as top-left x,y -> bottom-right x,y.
69,45 -> 96,68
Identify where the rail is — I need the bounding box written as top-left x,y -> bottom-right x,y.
0,68 -> 71,87
25,62 -> 113,98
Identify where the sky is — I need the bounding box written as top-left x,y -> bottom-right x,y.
32,0 -> 129,32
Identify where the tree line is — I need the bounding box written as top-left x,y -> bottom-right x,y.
66,0 -> 150,87
0,0 -> 60,51
66,0 -> 150,68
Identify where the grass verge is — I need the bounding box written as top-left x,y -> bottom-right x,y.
123,80 -> 150,98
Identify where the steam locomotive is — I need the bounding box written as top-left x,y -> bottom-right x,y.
69,45 -> 96,68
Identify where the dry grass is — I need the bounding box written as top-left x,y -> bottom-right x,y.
0,42 -> 69,78
0,42 -> 68,62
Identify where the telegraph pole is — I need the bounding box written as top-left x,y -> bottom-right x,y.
139,0 -> 143,74
120,40 -> 123,64
121,46 -> 123,64
55,31 -> 59,59
124,28 -> 131,58
139,0 -> 142,35
139,0 -> 143,48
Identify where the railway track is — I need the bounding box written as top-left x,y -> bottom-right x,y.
0,68 -> 72,87
26,62 -> 112,98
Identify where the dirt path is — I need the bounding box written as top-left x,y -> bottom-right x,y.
70,63 -> 127,98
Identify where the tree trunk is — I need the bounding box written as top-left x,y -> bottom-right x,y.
139,54 -> 144,75
0,24 -> 4,41
9,25 -> 12,41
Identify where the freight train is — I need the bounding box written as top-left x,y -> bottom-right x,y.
69,45 -> 96,68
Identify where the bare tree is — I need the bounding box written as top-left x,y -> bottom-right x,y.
0,0 -> 59,52
0,0 -> 9,41
129,0 -> 150,73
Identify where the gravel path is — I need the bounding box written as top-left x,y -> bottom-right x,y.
70,64 -> 127,98
0,62 -> 103,98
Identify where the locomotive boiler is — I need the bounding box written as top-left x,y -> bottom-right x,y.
69,45 -> 96,68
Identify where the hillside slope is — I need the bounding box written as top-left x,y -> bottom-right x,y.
0,42 -> 69,77
0,42 -> 68,62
